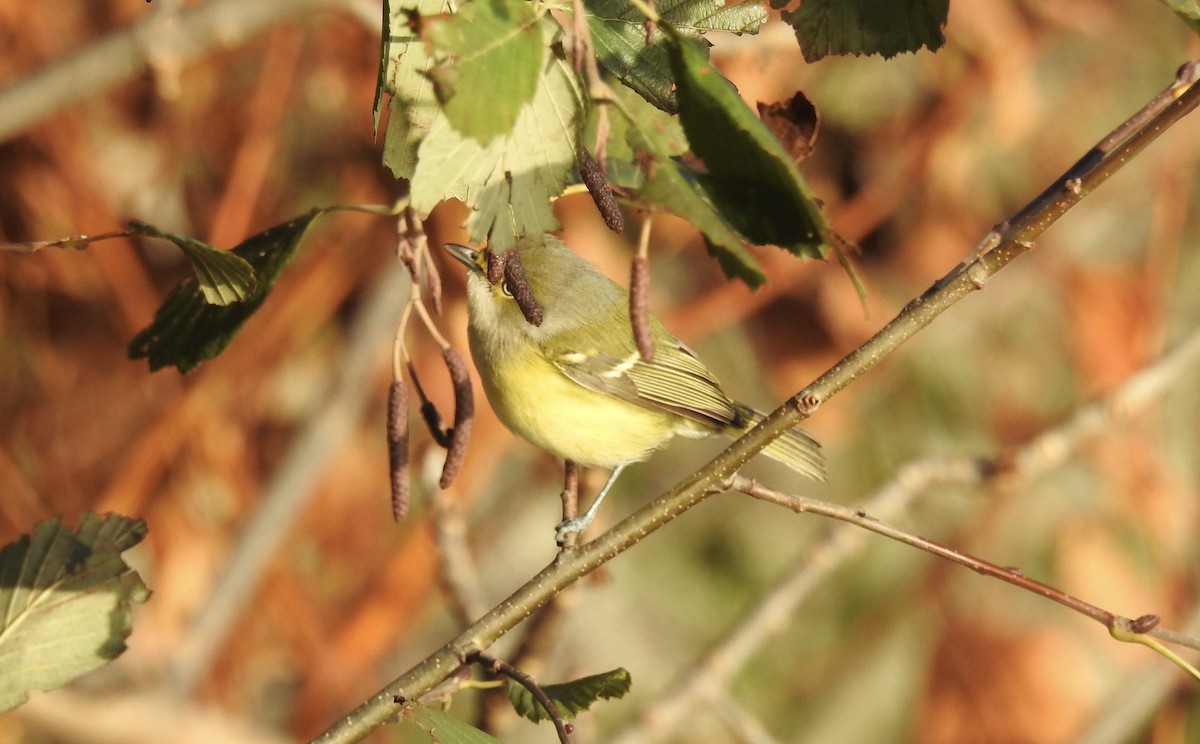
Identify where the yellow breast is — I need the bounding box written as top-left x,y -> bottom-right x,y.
470,338 -> 678,468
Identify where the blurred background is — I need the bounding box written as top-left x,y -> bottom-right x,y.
2,0 -> 1200,742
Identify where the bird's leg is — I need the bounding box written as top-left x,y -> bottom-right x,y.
555,463 -> 626,547
559,460 -> 579,522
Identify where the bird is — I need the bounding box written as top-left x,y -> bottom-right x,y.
444,235 -> 824,543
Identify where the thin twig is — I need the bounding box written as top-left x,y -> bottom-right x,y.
480,595 -> 575,735
734,476 -> 1123,631
0,229 -> 134,254
470,652 -> 574,744
567,0 -> 616,162
431,486 -> 488,627
607,458 -> 988,744
630,219 -> 655,361
1076,606 -> 1200,744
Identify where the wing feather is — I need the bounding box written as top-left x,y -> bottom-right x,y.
548,335 -> 739,429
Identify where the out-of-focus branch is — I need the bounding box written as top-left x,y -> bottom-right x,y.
14,688 -> 291,744
0,0 -> 376,143
165,261 -> 410,695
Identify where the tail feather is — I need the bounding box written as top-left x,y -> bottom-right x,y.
732,405 -> 826,481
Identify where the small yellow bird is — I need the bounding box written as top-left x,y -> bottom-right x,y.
445,236 -> 824,542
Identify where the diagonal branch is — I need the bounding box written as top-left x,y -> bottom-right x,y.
0,0 -> 374,143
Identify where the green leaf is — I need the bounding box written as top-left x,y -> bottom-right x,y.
783,0 -> 949,62
1160,0 -> 1200,35
382,0 -> 454,179
129,211 -> 323,373
508,668 -> 632,723
400,702 -> 506,743
665,31 -> 831,259
585,0 -> 766,112
609,84 -> 765,286
423,0 -> 544,144
0,514 -> 149,713
410,21 -> 585,250
129,221 -> 256,306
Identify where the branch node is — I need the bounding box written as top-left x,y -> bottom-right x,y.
965,260 -> 990,290
469,652 -> 574,744
796,393 -> 821,415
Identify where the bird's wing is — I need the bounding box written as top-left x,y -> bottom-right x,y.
546,334 -> 742,429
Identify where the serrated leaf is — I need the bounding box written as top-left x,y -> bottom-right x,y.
610,85 -> 765,285
0,514 -> 149,713
423,0 -> 543,144
129,211 -> 323,373
508,668 -> 632,723
401,702 -> 506,743
383,0 -> 453,178
410,22 -> 585,250
130,221 -> 256,306
666,31 -> 831,259
784,0 -> 948,62
586,0 -> 766,113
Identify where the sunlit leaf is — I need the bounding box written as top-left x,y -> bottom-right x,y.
586,0 -> 766,112
410,20 -> 585,250
130,221 -> 256,306
784,0 -> 949,62
383,0 -> 453,178
0,514 -> 149,713
507,668 -> 632,722
129,211 -> 323,373
423,0 -> 543,143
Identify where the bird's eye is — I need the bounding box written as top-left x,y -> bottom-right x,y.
500,281 -> 514,298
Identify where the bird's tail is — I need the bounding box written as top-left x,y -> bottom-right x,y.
731,405 -> 826,481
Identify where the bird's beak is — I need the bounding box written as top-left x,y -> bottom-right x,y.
443,243 -> 483,274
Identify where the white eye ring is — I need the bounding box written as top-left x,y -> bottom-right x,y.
500,281 -> 514,298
